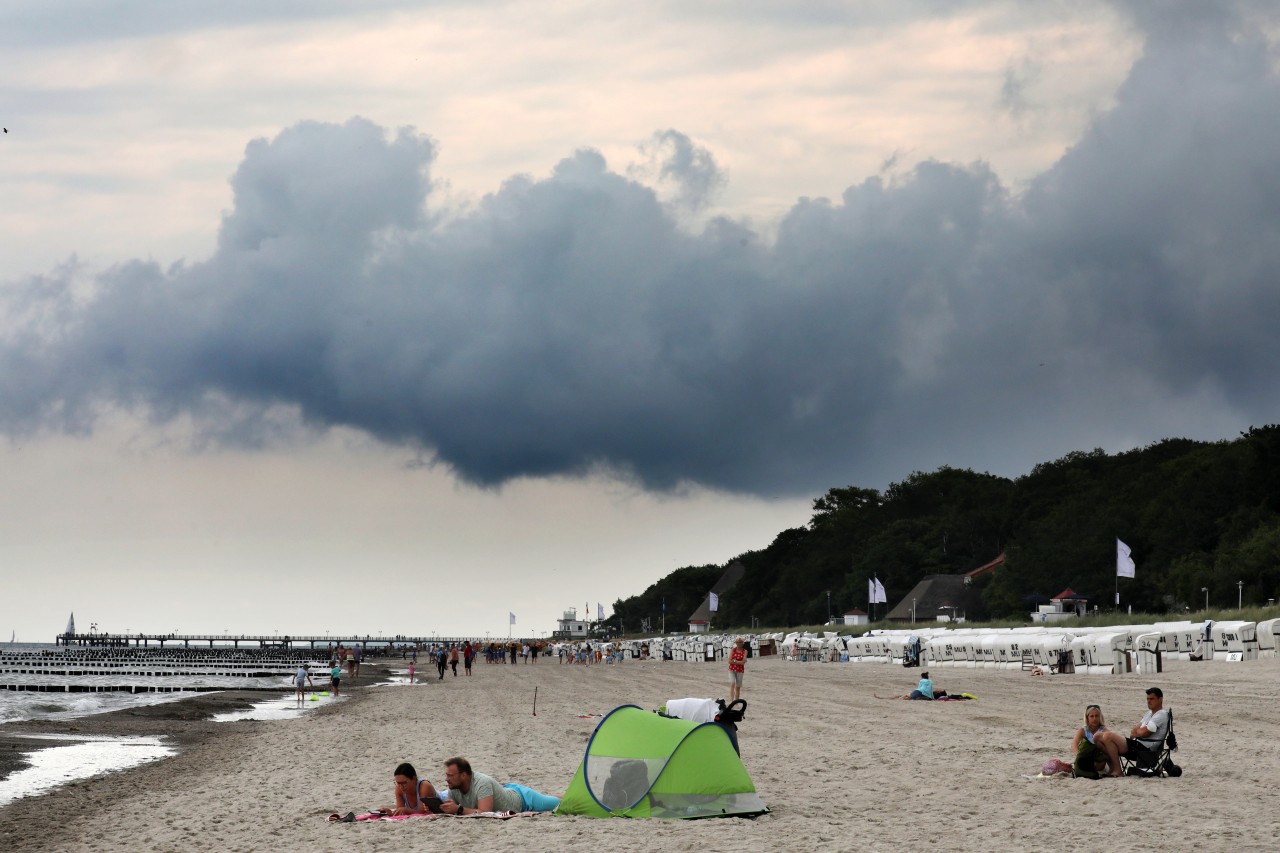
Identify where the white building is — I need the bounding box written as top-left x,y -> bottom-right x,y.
1031,588 -> 1089,623
842,609 -> 869,626
555,609 -> 590,638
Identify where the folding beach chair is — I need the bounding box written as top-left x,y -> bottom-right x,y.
1122,710 -> 1181,777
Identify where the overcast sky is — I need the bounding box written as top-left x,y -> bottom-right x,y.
3,1 -> 1278,641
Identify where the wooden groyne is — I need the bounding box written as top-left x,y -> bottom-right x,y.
55,632 -> 483,649
2,646 -> 335,693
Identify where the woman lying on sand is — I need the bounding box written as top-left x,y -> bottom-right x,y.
384,762 -> 446,815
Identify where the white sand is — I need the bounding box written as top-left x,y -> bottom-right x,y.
1,656 -> 1278,852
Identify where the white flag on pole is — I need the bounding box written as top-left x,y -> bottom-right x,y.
709,592 -> 719,612
597,602 -> 605,620
509,612 -> 516,625
869,578 -> 887,604
1116,539 -> 1136,578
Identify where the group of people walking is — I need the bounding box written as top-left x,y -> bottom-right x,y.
407,642 -> 475,683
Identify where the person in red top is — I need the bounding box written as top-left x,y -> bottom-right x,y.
728,637 -> 747,701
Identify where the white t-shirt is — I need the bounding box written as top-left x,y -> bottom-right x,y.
1135,708 -> 1169,750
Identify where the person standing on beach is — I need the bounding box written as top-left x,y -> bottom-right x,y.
330,660 -> 342,696
463,641 -> 474,675
449,644 -> 459,676
294,664 -> 314,707
728,637 -> 747,702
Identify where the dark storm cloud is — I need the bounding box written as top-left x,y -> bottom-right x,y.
3,5 -> 1280,494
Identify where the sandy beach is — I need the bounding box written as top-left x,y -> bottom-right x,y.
1,656 -> 1278,852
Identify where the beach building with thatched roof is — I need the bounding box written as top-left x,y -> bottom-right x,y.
885,574 -> 985,624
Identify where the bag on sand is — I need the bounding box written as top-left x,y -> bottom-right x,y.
1041,758 -> 1073,776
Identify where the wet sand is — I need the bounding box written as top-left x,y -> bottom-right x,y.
1,656 -> 1278,852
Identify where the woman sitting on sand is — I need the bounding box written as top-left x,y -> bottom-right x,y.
385,762 -> 446,815
1071,704 -> 1113,779
881,672 -> 951,700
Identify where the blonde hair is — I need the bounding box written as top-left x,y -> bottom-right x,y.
1083,704 -> 1106,730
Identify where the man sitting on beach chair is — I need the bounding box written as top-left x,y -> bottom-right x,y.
1094,686 -> 1170,778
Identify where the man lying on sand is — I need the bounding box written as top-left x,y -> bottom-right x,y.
437,756 -> 560,815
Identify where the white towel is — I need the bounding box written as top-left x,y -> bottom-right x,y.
665,697 -> 719,723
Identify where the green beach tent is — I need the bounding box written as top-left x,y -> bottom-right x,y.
555,704 -> 768,819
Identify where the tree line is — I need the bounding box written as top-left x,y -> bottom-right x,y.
607,425 -> 1280,633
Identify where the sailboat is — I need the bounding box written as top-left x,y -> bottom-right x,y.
66,612 -> 76,637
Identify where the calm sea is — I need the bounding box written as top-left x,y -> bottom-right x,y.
0,642 -> 344,807
0,642 -> 329,724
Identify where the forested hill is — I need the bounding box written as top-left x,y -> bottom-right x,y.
608,425 -> 1280,633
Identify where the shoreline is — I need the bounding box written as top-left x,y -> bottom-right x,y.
0,660 -> 396,799
0,691 -> 263,782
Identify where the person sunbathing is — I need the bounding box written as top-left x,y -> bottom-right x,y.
883,672 -> 951,700
438,756 -> 560,814
384,762 -> 445,815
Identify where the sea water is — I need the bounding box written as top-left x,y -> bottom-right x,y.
0,643 -> 331,807
0,734 -> 175,808
0,642 -> 229,724
0,689 -> 196,725
0,642 -> 323,723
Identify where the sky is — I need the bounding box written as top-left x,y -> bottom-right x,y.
3,1 -> 1279,642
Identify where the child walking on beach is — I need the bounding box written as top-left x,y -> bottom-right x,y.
294,664 -> 314,707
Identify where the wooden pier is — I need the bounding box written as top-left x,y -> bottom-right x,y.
55,632 -> 487,650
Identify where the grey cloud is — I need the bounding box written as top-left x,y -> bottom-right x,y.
4,7 -> 1280,494
998,59 -> 1039,119
631,130 -> 728,212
